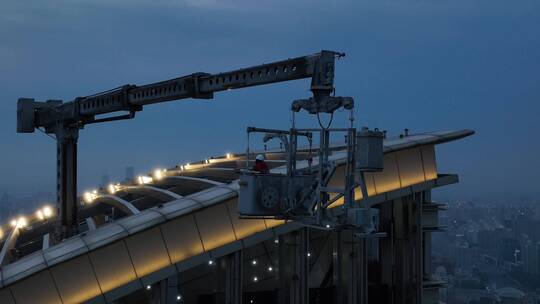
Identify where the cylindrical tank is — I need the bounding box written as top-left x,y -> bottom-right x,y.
356,128 -> 384,172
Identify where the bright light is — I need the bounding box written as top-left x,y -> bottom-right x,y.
84,190 -> 101,204
252,276 -> 259,282
208,260 -> 214,265
83,192 -> 95,204
146,285 -> 152,290
137,175 -> 153,185
274,239 -> 279,244
226,153 -> 233,159
17,217 -> 27,228
107,184 -> 116,194
176,295 -> 182,301
325,224 -> 330,229
251,260 -> 257,266
153,169 -> 166,180
268,266 -> 273,272
10,217 -> 27,228
42,206 -> 53,218
307,252 -> 311,257
36,210 -> 44,221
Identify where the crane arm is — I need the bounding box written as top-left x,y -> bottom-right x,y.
15,49 -> 349,241
18,50 -> 343,133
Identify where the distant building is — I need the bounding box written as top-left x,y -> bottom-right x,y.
523,241 -> 540,275
478,229 -> 498,254
454,240 -> 474,271
499,237 -> 520,262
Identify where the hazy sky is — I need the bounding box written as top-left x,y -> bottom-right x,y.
0,0 -> 539,201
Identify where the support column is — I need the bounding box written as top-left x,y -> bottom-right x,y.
348,233 -> 359,304
280,229 -> 310,304
295,228 -> 309,304
149,275 -> 179,304
55,127 -> 79,242
357,238 -> 369,304
347,232 -> 368,304
225,250 -> 243,304
422,190 -> 432,277
379,201 -> 395,304
332,231 -> 345,303
414,192 -> 423,304
394,194 -> 423,304
165,275 -> 179,304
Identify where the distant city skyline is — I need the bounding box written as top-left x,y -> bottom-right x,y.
1,0 -> 539,203
433,199 -> 540,301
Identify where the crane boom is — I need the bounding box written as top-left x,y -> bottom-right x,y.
16,50 -> 349,241
19,50 -> 341,133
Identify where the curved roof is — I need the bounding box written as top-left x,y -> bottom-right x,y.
0,129 -> 473,303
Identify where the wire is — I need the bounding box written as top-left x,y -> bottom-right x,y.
82,85 -> 125,99
37,128 -> 56,141
315,87 -> 335,129
307,136 -> 313,169
317,112 -> 334,130
246,131 -> 250,169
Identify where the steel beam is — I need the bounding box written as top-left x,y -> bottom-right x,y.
93,195 -> 140,215
85,217 -> 97,230
119,185 -> 182,201
55,128 -> 79,242
42,233 -> 50,250
0,228 -> 19,266
162,176 -> 224,187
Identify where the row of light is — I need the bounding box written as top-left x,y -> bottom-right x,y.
1,152 -> 238,237
81,152 -> 236,205
137,175 -> 153,185
36,205 -> 54,221
83,189 -> 99,204
177,152 -> 234,171
82,169 -> 161,204
2,205 -> 54,237
107,183 -> 122,195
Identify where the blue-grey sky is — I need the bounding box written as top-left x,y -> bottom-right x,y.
1,0 -> 539,202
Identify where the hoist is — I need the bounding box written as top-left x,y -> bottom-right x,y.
16,50 -> 355,241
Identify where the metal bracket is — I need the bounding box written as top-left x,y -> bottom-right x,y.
291,96 -> 354,114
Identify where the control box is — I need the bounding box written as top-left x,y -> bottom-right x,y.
356,128 -> 384,172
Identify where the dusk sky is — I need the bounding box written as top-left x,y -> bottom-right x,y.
1,0 -> 539,202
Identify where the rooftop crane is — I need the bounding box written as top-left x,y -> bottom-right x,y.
16,50 -> 354,241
